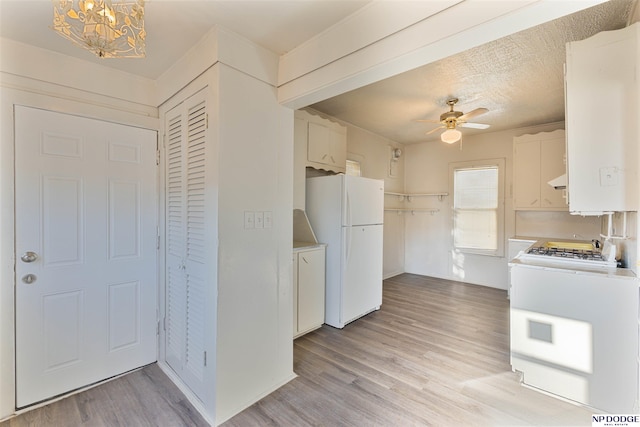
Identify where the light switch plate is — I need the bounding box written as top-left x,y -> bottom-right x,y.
255,211 -> 264,229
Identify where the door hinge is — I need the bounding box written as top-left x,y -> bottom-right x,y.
163,317 -> 166,331
156,226 -> 160,250
156,320 -> 160,336
204,351 -> 207,367
156,136 -> 161,165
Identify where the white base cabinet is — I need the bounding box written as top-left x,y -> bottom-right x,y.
510,263 -> 638,413
507,237 -> 537,298
293,245 -> 326,338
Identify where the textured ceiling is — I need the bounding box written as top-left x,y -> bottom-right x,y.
310,0 -> 636,145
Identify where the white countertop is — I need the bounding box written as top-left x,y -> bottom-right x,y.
293,241 -> 327,251
509,257 -> 637,279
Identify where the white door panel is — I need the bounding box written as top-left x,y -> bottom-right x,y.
342,225 -> 383,325
15,106 -> 157,407
343,176 -> 384,226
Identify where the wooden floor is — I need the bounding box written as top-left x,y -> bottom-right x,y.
1,364 -> 209,427
3,274 -> 593,426
223,274 -> 593,426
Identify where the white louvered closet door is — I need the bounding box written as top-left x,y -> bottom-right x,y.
165,89 -> 209,401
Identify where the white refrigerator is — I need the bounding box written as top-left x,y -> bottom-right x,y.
306,175 -> 384,328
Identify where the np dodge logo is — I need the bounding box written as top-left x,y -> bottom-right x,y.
592,415 -> 640,427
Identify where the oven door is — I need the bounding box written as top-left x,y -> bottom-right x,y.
510,263 -> 638,413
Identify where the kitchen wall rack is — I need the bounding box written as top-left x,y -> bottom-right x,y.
384,192 -> 448,202
385,208 -> 439,215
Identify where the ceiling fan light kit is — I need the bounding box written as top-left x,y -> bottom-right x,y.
441,128 -> 461,144
419,98 -> 490,144
51,0 -> 146,58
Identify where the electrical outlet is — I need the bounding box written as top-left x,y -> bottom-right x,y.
244,211 -> 255,229
600,167 -> 618,186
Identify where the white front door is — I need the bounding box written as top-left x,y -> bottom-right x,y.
15,106 -> 158,407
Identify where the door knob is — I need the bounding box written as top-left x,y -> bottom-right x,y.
21,251 -> 38,263
22,274 -> 37,284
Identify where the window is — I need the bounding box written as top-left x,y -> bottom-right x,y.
450,159 -> 504,256
346,159 -> 361,177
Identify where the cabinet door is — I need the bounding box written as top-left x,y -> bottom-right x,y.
329,127 -> 347,168
513,139 -> 541,209
307,122 -> 332,165
307,121 -> 347,172
540,137 -> 566,208
297,248 -> 325,334
566,26 -> 638,214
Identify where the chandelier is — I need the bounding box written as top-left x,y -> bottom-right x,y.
52,0 -> 146,58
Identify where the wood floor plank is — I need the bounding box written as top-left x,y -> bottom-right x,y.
224,273 -> 594,427
1,364 -> 209,427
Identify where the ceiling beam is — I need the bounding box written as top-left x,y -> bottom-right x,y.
278,0 -> 607,110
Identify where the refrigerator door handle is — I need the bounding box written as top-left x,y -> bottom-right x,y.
344,226 -> 352,264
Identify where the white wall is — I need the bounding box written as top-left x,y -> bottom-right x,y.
215,63 -> 294,424
403,122 -> 601,290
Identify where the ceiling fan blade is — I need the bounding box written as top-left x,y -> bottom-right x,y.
416,119 -> 441,123
459,122 -> 490,130
425,126 -> 445,135
458,107 -> 488,122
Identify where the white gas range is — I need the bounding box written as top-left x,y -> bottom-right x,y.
509,239 -> 638,414
515,239 -> 617,269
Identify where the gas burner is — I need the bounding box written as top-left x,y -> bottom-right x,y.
520,240 -> 616,267
525,246 -> 607,262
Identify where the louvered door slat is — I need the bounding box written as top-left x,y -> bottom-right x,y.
167,112 -> 184,258
186,100 -> 206,265
185,273 -> 205,380
166,265 -> 185,364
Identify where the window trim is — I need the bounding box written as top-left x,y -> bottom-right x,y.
449,158 -> 505,257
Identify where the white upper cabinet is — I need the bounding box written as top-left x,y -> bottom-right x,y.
513,130 -> 567,211
565,23 -> 639,215
296,110 -> 347,174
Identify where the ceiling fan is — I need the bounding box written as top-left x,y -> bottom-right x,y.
418,98 -> 490,143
